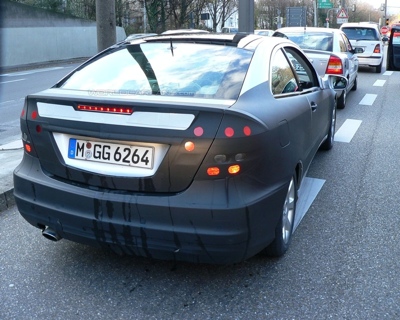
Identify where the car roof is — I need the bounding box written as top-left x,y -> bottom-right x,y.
275,27 -> 341,34
161,29 -> 210,35
125,32 -> 286,50
340,22 -> 379,30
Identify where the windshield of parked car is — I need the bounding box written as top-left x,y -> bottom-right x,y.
341,27 -> 380,41
59,42 -> 252,100
280,32 -> 334,51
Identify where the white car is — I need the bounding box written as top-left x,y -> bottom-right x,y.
254,29 -> 274,37
340,22 -> 384,73
221,27 -> 238,33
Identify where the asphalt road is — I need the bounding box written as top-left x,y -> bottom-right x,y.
0,61 -> 83,146
1,61 -> 400,319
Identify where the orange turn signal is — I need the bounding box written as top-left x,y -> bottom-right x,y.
228,165 -> 240,174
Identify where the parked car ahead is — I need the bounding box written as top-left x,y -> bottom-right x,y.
254,29 -> 274,36
14,33 -> 345,264
273,27 -> 359,109
221,27 -> 238,33
340,22 -> 384,73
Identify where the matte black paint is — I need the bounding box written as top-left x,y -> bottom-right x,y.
13,35 -> 336,264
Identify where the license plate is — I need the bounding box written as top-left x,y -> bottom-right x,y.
68,138 -> 154,169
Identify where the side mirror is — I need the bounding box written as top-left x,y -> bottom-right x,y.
324,75 -> 348,90
382,36 -> 389,42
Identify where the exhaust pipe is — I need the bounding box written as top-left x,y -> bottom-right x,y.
42,226 -> 62,242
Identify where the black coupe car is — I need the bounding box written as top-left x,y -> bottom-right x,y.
14,33 -> 344,264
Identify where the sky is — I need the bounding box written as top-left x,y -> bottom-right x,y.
360,0 -> 399,14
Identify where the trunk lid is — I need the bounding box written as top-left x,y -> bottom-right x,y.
22,89 -> 233,193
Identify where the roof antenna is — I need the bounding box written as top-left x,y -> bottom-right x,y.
170,38 -> 174,56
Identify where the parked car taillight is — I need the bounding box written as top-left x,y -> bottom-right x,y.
373,44 -> 381,53
326,56 -> 343,75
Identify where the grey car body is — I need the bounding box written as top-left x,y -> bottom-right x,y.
14,34 -> 341,264
273,27 -> 359,109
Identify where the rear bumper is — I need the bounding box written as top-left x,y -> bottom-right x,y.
13,154 -> 287,264
357,55 -> 383,67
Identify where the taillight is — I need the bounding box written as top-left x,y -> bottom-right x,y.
77,105 -> 133,115
373,44 -> 381,53
326,56 -> 343,75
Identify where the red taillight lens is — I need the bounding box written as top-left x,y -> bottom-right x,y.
326,56 -> 343,75
207,167 -> 220,176
373,44 -> 381,53
24,143 -> 32,153
77,105 -> 133,115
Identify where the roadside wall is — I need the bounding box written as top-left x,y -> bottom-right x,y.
0,0 -> 126,69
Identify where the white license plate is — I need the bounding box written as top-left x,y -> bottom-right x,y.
68,138 -> 154,169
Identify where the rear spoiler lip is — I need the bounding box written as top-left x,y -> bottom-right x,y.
27,88 -> 236,112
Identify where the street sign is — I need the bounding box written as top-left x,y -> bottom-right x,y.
337,8 -> 348,19
318,0 -> 333,9
286,7 -> 307,27
336,8 -> 348,24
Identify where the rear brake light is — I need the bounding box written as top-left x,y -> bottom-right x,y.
24,143 -> 32,153
373,44 -> 381,53
77,105 -> 133,115
326,56 -> 343,75
207,167 -> 220,176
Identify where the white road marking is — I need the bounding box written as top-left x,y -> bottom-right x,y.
373,80 -> 386,86
0,79 -> 25,84
1,66 -> 65,77
0,140 -> 23,151
294,177 -> 325,231
359,93 -> 377,105
383,71 -> 393,76
334,119 -> 362,143
0,98 -> 25,105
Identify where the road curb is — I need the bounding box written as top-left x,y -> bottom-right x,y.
0,188 -> 15,213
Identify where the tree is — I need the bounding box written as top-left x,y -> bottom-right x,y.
205,0 -> 237,32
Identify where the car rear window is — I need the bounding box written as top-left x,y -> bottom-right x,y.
278,32 -> 333,51
60,42 -> 252,100
341,27 -> 380,41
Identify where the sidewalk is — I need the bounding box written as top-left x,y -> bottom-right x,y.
0,140 -> 23,212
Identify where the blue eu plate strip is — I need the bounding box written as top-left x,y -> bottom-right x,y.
68,138 -> 77,159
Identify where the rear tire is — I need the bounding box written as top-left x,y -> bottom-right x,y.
376,63 -> 382,73
337,90 -> 346,109
351,77 -> 357,91
264,175 -> 297,257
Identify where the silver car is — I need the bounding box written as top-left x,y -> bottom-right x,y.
273,27 -> 359,109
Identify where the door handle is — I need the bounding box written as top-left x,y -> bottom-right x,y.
310,102 -> 317,111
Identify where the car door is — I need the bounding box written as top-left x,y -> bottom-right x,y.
339,32 -> 358,86
387,26 -> 400,71
283,46 -> 332,159
270,46 -> 332,167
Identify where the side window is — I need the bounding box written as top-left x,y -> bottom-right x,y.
341,34 -> 353,52
271,49 -> 298,95
283,47 -> 318,90
338,36 -> 347,52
